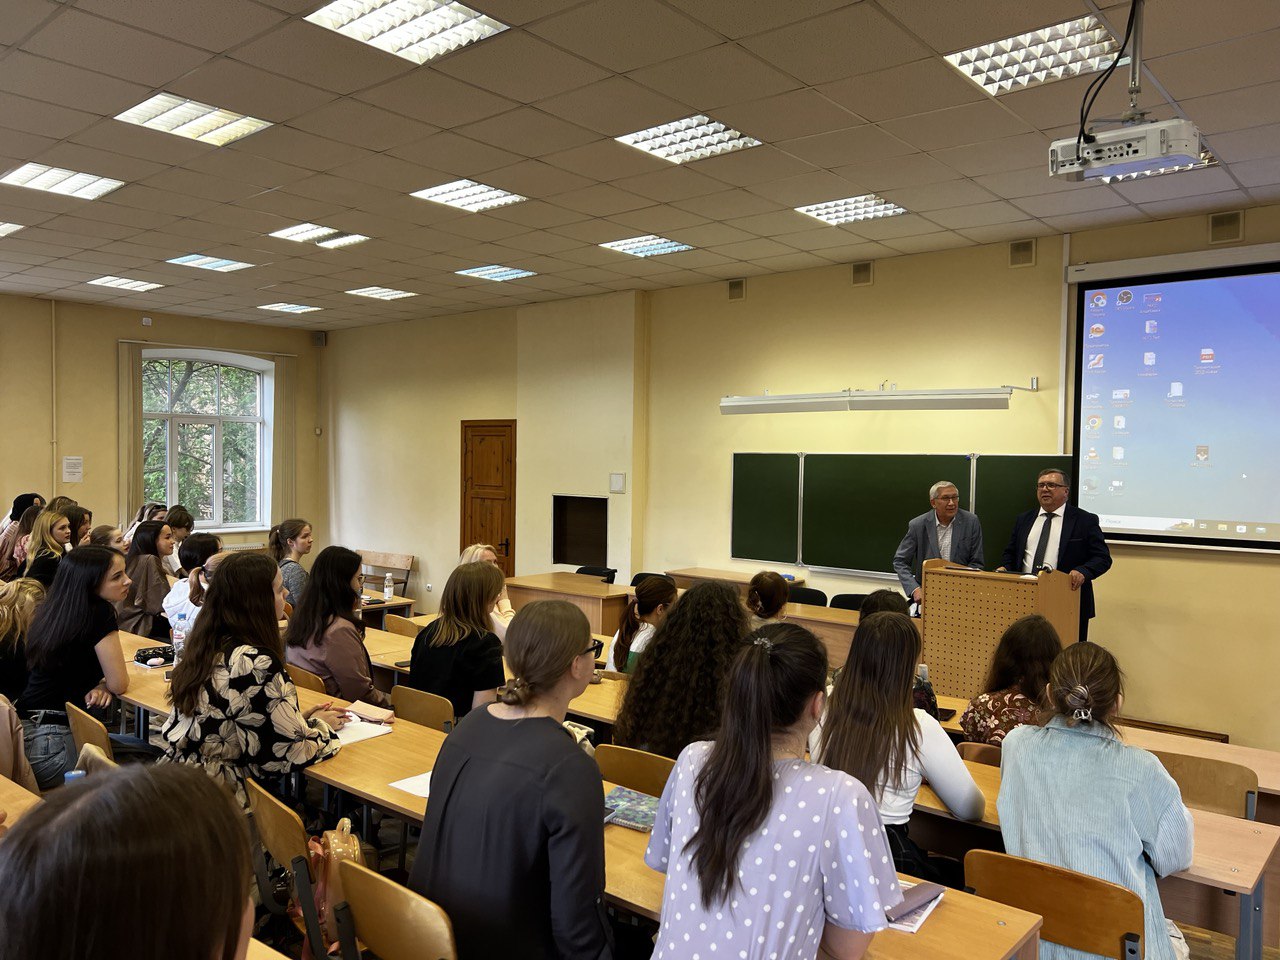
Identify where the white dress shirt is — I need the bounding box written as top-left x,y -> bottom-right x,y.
934,514 -> 953,562
1022,505 -> 1065,572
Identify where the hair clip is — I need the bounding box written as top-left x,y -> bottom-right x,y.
752,635 -> 774,650
1072,707 -> 1093,722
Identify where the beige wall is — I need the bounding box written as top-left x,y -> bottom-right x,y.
0,294 -> 322,545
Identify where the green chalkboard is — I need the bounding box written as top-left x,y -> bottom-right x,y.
731,453 -> 800,563
801,454 -> 971,573
973,455 -> 1075,567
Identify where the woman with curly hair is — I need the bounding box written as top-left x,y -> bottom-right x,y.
613,580 -> 749,759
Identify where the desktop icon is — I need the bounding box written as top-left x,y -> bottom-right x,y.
1112,388 -> 1130,400
1113,415 -> 1126,429
1118,290 -> 1133,305
1258,527 -> 1268,535
1200,347 -> 1215,363
1089,322 -> 1106,338
1112,446 -> 1125,460
1168,382 -> 1183,398
1091,292 -> 1107,308
1088,353 -> 1104,369
1217,523 -> 1229,532
1144,293 -> 1162,307
1195,445 -> 1209,462
1144,319 -> 1158,334
1143,351 -> 1156,366
1083,477 -> 1100,493
1198,522 -> 1207,529
1086,448 -> 1099,461
1110,480 -> 1125,490
1086,392 -> 1100,402
1087,416 -> 1101,430
1237,525 -> 1248,534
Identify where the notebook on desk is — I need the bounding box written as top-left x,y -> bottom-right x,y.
604,785 -> 659,832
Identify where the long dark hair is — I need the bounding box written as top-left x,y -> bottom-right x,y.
689,623 -> 827,908
7,493 -> 43,523
0,764 -> 250,960
25,546 -> 121,672
746,571 -> 788,619
614,580 -> 749,758
170,552 -> 284,715
126,520 -> 167,561
268,518 -> 310,562
286,546 -> 364,649
177,532 -> 221,575
614,575 -> 676,668
820,611 -> 921,794
983,614 -> 1062,702
63,505 -> 93,546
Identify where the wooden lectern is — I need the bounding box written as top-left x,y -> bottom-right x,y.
919,558 -> 1077,699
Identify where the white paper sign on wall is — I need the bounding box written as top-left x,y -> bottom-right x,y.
62,456 -> 84,484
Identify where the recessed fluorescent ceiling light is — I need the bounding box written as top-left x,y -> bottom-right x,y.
88,276 -> 164,292
1098,150 -> 1219,183
456,265 -> 535,281
115,93 -> 270,146
258,303 -> 321,313
0,163 -> 124,199
346,285 -> 417,300
945,17 -> 1122,95
269,222 -> 370,248
305,0 -> 508,65
166,254 -> 255,272
316,232 -> 369,248
616,115 -> 761,164
0,222 -> 25,237
411,179 -> 525,211
599,235 -> 693,258
795,195 -> 907,225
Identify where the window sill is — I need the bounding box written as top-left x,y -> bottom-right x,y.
198,527 -> 271,537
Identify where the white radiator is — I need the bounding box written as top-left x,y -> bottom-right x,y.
223,542 -> 265,553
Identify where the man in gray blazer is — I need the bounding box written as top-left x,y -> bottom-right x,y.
893,480 -> 984,604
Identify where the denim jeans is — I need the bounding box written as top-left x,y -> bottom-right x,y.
21,715 -> 76,791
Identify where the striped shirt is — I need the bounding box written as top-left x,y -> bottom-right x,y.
997,716 -> 1194,960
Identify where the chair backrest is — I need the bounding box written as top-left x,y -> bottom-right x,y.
287,663 -> 327,693
384,614 -> 420,638
283,600 -> 293,619
576,566 -> 617,584
64,701 -> 114,762
596,744 -> 675,798
246,779 -> 311,879
787,585 -> 828,607
357,550 -> 414,590
829,593 -> 868,611
958,742 -> 1002,766
390,686 -> 454,732
73,742 -> 119,775
338,860 -> 456,960
966,850 -> 1143,958
1150,749 -> 1259,819
629,571 -> 674,587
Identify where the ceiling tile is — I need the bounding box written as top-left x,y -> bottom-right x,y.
1207,122 -> 1280,163
881,179 -> 999,212
183,149 -> 312,190
484,198 -> 591,229
169,57 -> 336,123
34,142 -> 169,182
744,170 -> 863,207
456,107 -> 600,158
997,71 -> 1169,134
847,213 -> 944,240
777,125 -> 916,167
880,233 -> 975,255
468,0 -> 587,25
495,230 -> 583,254
485,160 -> 595,199
547,183 -> 654,216
671,189 -> 786,220
548,218 -> 631,244
0,126 -> 56,159
972,165 -> 1081,200
233,189 -> 346,222
232,21 -> 414,95
875,0 -> 1084,54
880,101 -> 1035,152
661,0 -> 855,40
71,120 -> 213,166
611,167 -> 726,203
1110,166 -> 1239,203
390,131 -> 522,177
1012,187 -> 1130,218
535,77 -> 692,137
1149,28 -> 1280,101
927,200 -> 1039,229
435,32 -> 609,103
329,153 -> 450,193
35,214 -> 140,241
664,222 -> 757,247
0,91 -> 97,140
355,70 -> 517,128
68,201 -> 178,230
1225,158 -> 1280,188
931,132 -> 1050,177
1039,209 -> 1149,233
288,99 -> 436,151
725,209 -> 815,237
279,173 -> 402,209
0,0 -> 60,46
0,51 -> 150,115
740,251 -> 834,274
740,5 -> 929,85
530,0 -> 719,72
603,204 -> 709,233
21,10 -> 211,87
818,58 -> 985,124
715,89 -> 864,143
689,145 -> 815,187
830,153 -> 961,192
543,139 -> 669,181
956,221 -> 1057,244
229,127 -> 373,172
75,0 -> 286,53
1181,81 -> 1280,136
628,43 -> 800,111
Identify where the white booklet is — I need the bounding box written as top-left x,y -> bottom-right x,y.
390,771 -> 432,798
335,717 -> 394,746
887,881 -> 944,933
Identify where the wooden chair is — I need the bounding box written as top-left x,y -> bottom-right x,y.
246,779 -> 327,959
596,744 -> 674,798
1150,749 -> 1259,819
958,742 -> 1002,766
965,850 -> 1143,959
73,743 -> 119,774
357,549 -> 414,594
65,702 -> 114,762
283,600 -> 293,619
287,664 -> 327,693
390,686 -> 453,732
385,614 -> 421,639
334,860 -> 456,960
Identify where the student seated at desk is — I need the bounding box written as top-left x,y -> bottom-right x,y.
408,561 -> 505,721
960,614 -> 1061,747
0,763 -> 254,960
999,643 -> 1193,960
121,500 -> 165,549
814,611 -> 984,887
161,552 -> 345,808
286,546 -> 389,707
0,504 -> 42,581
161,535 -> 223,633
87,523 -> 125,554
269,517 -> 313,607
647,623 -> 901,960
22,509 -> 71,589
410,600 -> 612,960
62,505 -> 93,549
606,574 -> 675,673
459,542 -> 514,640
118,520 -> 176,641
0,578 -> 43,704
614,580 -> 749,759
161,505 -> 193,577
18,546 -> 134,790
745,570 -> 788,631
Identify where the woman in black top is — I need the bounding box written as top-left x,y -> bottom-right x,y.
410,599 -> 612,960
0,578 -> 43,703
23,509 -> 72,589
20,546 -> 132,789
408,561 -> 505,719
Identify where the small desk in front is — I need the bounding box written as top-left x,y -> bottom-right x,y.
0,773 -> 42,827
358,593 -> 415,629
505,573 -> 632,635
665,567 -> 805,598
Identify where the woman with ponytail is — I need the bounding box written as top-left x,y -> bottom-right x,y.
268,518 -> 312,606
645,623 -> 901,959
606,574 -> 675,673
745,570 -> 788,630
160,534 -> 223,631
410,600 -> 611,960
998,643 -> 1194,960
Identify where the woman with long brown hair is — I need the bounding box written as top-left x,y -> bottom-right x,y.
268,517 -> 313,607
816,611 -> 983,885
960,613 -> 1062,746
646,623 -> 900,959
745,570 -> 788,630
614,580 -> 749,758
606,574 -> 675,673
407,561 -> 505,720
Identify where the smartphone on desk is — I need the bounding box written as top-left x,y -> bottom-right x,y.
164,670 -> 173,682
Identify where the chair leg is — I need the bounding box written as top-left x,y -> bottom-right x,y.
334,901 -> 360,960
291,855 -> 327,959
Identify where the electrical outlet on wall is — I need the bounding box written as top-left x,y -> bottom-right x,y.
609,473 -> 626,494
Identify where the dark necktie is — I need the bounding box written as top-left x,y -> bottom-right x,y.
1031,512 -> 1055,571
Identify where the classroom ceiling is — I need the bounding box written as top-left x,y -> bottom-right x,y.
1,0 -> 1278,330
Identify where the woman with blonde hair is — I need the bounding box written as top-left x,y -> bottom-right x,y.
458,542 -> 514,638
408,561 -> 505,719
23,509 -> 72,588
0,578 -> 44,702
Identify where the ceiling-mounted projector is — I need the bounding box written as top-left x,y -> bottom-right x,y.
1049,118 -> 1204,181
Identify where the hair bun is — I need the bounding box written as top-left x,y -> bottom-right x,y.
1065,683 -> 1091,708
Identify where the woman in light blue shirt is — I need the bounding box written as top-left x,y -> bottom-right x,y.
998,643 -> 1193,960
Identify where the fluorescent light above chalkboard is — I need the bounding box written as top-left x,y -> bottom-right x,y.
719,386 -> 1030,414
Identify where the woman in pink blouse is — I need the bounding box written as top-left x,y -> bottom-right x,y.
960,614 -> 1062,746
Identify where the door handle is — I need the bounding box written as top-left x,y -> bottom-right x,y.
498,538 -> 510,553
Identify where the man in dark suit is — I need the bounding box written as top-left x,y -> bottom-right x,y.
998,467 -> 1112,642
893,480 -> 984,605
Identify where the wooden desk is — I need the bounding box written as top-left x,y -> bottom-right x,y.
505,574 -> 631,635
247,939 -> 291,960
914,758 -> 1279,960
359,593 -> 415,629
782,602 -> 861,668
665,567 -> 805,598
937,695 -> 967,736
0,773 -> 42,827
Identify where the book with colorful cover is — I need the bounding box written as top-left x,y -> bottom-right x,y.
604,785 -> 659,832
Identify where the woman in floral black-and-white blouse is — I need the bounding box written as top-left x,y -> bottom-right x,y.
160,551 -> 347,808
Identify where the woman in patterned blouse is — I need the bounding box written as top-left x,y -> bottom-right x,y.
960,614 -> 1062,746
160,551 -> 347,808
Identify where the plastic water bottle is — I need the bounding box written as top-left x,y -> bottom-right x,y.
64,770 -> 86,785
383,573 -> 394,601
172,613 -> 189,660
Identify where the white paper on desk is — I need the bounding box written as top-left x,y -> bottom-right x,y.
887,882 -> 943,933
389,771 -> 432,798
335,717 -> 394,746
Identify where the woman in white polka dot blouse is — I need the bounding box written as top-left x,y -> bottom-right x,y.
644,622 -> 902,960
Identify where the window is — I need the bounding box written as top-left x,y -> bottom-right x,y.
141,354 -> 272,528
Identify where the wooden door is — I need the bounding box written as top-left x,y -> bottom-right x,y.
460,420 -> 516,576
